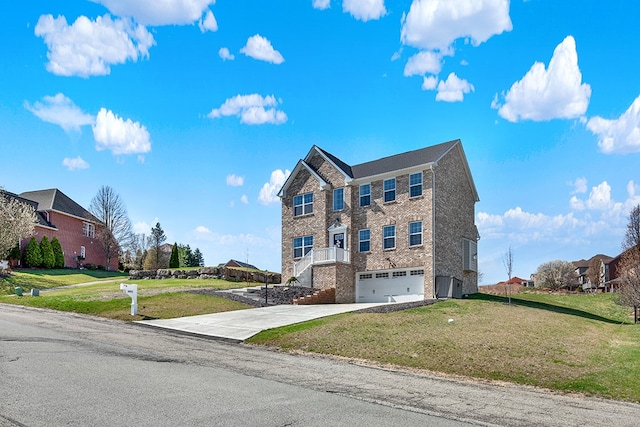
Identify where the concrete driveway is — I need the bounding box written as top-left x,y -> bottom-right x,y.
137,303 -> 386,342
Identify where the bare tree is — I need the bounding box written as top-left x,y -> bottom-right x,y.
618,204 -> 640,321
534,260 -> 578,290
586,257 -> 603,292
0,191 -> 37,260
89,186 -> 133,270
146,222 -> 167,269
503,246 -> 514,304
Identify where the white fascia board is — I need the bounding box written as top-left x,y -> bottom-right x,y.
309,146 -> 352,183
277,160 -> 329,198
48,209 -> 98,224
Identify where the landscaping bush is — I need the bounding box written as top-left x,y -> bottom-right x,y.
40,236 -> 55,269
83,263 -> 97,270
51,237 -> 65,269
23,237 -> 42,268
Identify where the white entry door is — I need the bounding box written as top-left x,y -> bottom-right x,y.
356,268 -> 425,303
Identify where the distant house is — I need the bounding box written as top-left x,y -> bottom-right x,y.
220,259 -> 259,270
9,188 -> 117,270
278,139 -> 479,303
497,276 -> 529,286
572,254 -> 613,292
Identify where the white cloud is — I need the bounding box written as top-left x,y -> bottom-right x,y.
586,181 -> 613,211
24,93 -> 94,132
569,196 -> 585,211
259,169 -> 291,205
586,94 -> 640,154
133,220 -> 150,234
94,0 -> 216,26
198,10 -> 218,32
35,14 -> 154,77
400,0 -> 512,51
194,225 -> 211,235
226,174 -> 244,187
218,47 -> 235,61
570,177 -> 588,194
208,94 -> 288,125
313,0 -> 331,10
403,50 -> 442,76
240,34 -> 284,64
343,0 -> 386,22
92,108 -> 152,155
434,73 -> 474,102
493,36 -> 591,122
62,156 -> 90,171
422,75 -> 438,90
241,195 -> 249,204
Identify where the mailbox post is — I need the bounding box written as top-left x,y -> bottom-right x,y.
120,283 -> 138,316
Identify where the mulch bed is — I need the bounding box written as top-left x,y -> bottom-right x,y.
188,286 -> 318,307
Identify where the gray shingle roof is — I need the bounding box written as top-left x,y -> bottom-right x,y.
19,189 -> 96,222
351,139 -> 459,179
1,190 -> 52,228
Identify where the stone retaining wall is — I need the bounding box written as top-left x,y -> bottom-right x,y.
129,267 -> 281,284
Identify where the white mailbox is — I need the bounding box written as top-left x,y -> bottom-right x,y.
120,283 -> 138,315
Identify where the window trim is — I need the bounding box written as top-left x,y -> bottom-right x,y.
383,178 -> 396,203
293,235 -> 314,259
409,172 -> 423,198
333,188 -> 344,211
83,222 -> 95,238
383,225 -> 396,250
293,192 -> 314,217
358,229 -> 371,253
359,183 -> 371,207
409,221 -> 423,247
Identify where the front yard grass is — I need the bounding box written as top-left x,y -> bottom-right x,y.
0,270 -> 254,319
248,292 -> 640,402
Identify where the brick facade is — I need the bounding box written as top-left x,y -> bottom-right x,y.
280,140 -> 479,303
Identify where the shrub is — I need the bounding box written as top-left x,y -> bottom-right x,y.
24,237 -> 43,268
84,263 -> 97,270
8,244 -> 21,261
51,237 -> 65,268
40,236 -> 55,269
97,265 -> 105,270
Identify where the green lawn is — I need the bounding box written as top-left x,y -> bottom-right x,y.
0,269 -> 254,319
248,292 -> 640,402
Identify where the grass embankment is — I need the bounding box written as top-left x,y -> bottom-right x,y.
0,269 -> 252,320
248,292 -> 640,402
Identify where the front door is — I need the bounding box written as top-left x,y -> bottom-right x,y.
333,233 -> 344,248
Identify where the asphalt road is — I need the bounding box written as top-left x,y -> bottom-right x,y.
2,304 -> 640,426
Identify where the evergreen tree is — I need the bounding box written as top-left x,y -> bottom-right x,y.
51,237 -> 65,268
169,243 -> 179,268
193,248 -> 205,267
24,237 -> 42,268
146,222 -> 167,269
40,236 -> 55,269
180,244 -> 193,267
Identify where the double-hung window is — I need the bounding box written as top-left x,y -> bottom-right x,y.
359,184 -> 371,207
383,178 -> 396,203
293,235 -> 313,258
358,229 -> 371,253
293,193 -> 313,216
409,221 -> 423,247
409,172 -> 423,197
83,222 -> 95,238
333,188 -> 344,211
383,225 -> 395,250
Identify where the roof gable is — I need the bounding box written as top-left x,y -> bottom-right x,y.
277,159 -> 330,198
1,190 -> 53,228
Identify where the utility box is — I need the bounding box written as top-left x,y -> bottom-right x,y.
31,289 -> 40,297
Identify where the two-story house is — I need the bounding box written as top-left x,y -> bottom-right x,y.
15,188 -> 118,270
278,139 -> 479,303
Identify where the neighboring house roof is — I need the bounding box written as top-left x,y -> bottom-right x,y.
279,139 -> 479,202
224,259 -> 258,270
20,188 -> 97,223
1,190 -> 53,228
572,254 -> 614,269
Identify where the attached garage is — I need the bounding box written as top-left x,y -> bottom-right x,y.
355,267 -> 425,303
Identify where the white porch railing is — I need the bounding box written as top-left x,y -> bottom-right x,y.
293,247 -> 350,277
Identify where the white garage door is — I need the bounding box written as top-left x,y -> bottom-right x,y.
356,268 -> 425,303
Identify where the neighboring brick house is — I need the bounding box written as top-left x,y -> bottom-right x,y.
278,139 -> 480,303
16,189 -> 118,270
572,254 -> 613,292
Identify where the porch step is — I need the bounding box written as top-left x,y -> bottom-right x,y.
293,287 -> 336,305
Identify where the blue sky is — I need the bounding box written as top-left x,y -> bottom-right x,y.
1,0 -> 639,284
